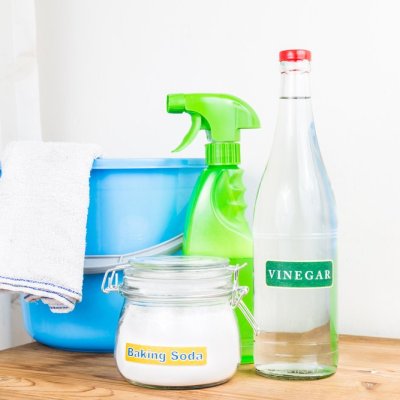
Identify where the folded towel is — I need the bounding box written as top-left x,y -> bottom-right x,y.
0,141 -> 101,313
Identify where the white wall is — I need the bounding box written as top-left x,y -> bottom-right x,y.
0,0 -> 40,349
16,0 -> 400,339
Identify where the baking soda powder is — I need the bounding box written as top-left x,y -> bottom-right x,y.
115,302 -> 240,388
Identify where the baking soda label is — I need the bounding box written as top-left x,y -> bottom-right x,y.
125,343 -> 207,366
266,260 -> 333,288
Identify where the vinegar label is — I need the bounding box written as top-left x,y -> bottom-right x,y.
125,343 -> 207,366
266,260 -> 333,288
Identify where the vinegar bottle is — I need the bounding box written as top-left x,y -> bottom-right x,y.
253,49 -> 338,379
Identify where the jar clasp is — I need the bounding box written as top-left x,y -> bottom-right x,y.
230,263 -> 260,336
101,265 -> 128,294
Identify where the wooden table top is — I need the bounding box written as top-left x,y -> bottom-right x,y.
0,335 -> 399,399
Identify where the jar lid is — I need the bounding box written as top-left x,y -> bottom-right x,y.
120,256 -> 234,302
127,255 -> 229,271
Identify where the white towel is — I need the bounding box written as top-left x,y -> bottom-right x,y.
0,141 -> 101,313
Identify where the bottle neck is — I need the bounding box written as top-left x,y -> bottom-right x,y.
274,60 -> 314,143
280,60 -> 311,99
271,59 -> 316,163
206,142 -> 240,166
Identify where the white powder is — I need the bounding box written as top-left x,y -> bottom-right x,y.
115,301 -> 240,388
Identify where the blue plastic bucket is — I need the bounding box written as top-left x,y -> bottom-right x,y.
19,158 -> 204,352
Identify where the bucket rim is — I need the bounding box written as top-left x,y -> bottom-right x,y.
92,158 -> 205,170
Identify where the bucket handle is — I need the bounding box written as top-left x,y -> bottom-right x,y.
85,234 -> 183,274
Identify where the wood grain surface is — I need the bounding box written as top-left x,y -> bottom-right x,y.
0,335 -> 399,400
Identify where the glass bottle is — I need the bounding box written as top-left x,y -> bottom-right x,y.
253,49 -> 338,380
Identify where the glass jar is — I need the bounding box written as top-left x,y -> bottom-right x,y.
102,256 -> 250,389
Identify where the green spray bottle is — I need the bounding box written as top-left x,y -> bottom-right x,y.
167,93 -> 260,364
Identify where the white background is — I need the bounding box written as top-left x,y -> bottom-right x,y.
1,0 -> 400,347
0,0 -> 40,349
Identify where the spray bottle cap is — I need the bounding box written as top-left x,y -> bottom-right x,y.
167,93 -> 260,165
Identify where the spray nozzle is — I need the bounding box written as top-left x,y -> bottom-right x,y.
167,93 -> 260,164
167,94 -> 186,113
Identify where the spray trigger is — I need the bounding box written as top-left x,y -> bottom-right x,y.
173,114 -> 204,153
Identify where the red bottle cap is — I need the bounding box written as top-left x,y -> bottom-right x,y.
279,49 -> 311,62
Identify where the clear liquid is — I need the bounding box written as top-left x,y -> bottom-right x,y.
254,236 -> 338,379
255,326 -> 337,379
